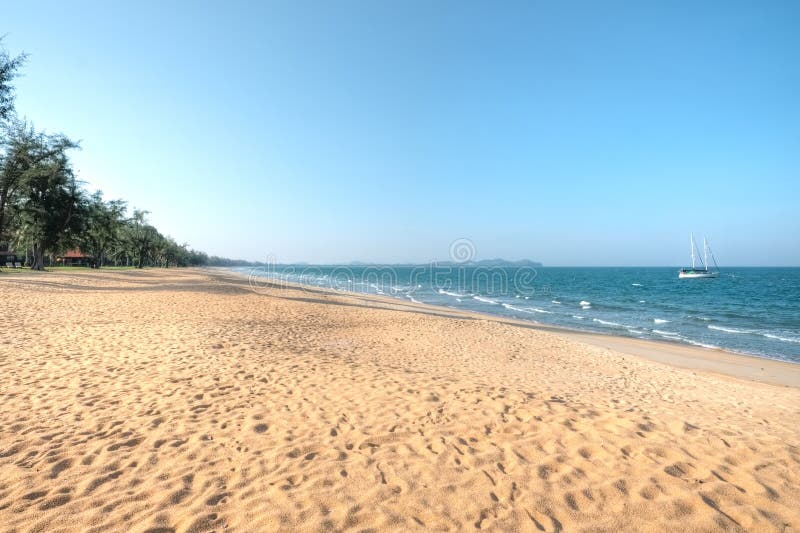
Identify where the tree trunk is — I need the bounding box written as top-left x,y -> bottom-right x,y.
0,186 -> 8,242
31,243 -> 45,271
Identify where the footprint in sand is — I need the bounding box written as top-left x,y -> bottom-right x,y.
107,437 -> 144,452
39,494 -> 71,510
206,492 -> 230,506
49,458 -> 73,479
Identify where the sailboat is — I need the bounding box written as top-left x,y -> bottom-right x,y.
679,233 -> 719,279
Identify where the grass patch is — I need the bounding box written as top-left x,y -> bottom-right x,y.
49,266 -> 141,271
1,266 -> 142,273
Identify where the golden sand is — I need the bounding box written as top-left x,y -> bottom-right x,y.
1,269 -> 798,532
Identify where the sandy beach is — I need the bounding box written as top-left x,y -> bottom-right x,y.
1,268 -> 798,532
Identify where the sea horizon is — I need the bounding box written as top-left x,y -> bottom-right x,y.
234,263 -> 800,268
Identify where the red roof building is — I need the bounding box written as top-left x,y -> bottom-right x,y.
57,249 -> 93,266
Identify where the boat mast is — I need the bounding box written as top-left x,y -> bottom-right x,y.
707,237 -> 720,272
703,236 -> 708,270
690,233 -> 695,269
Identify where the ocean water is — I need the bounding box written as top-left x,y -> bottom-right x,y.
235,266 -> 800,363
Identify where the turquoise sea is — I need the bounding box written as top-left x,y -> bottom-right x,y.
236,266 -> 800,364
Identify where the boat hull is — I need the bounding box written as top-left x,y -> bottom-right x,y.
678,270 -> 718,279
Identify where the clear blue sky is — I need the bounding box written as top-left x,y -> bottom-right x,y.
4,1 -> 799,265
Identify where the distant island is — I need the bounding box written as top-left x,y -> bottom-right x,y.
435,258 -> 543,267
345,259 -> 543,267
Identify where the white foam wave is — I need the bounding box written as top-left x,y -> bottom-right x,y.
708,325 -> 750,334
653,329 -> 681,338
639,300 -> 646,303
581,305 -> 592,310
501,303 -> 553,315
632,283 -> 642,287
406,294 -> 421,304
648,328 -> 719,349
653,318 -> 669,324
572,315 -> 584,320
438,289 -> 466,298
502,303 -> 536,314
762,333 -> 800,344
684,338 -> 719,349
579,300 -> 591,306
551,300 -> 561,304
369,283 -> 385,295
473,295 -> 499,305
593,318 -> 622,327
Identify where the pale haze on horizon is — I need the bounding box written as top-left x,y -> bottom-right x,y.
3,1 -> 798,266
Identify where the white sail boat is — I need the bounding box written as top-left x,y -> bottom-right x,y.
679,233 -> 719,279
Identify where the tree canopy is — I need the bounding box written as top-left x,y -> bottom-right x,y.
0,42 -> 215,270
0,40 -> 26,122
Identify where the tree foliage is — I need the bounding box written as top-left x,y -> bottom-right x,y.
0,40 -> 26,123
0,42 -> 214,270
11,128 -> 83,269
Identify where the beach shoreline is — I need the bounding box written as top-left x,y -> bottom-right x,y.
216,267 -> 800,388
2,268 -> 798,532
